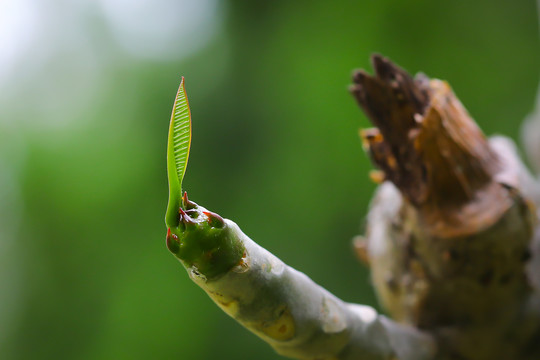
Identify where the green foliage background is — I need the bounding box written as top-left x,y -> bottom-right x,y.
0,1 -> 538,359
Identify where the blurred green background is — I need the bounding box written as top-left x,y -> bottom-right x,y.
0,0 -> 538,359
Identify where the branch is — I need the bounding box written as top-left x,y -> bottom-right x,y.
166,198 -> 436,360
351,55 -> 540,359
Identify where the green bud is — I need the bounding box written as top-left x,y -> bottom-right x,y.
167,199 -> 245,279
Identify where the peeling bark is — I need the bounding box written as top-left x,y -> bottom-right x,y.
352,55 -> 540,359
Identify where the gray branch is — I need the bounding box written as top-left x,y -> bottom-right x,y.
182,220 -> 436,360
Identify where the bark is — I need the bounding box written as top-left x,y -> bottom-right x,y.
351,55 -> 540,359
168,200 -> 436,360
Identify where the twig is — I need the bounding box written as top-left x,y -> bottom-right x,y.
167,200 -> 436,360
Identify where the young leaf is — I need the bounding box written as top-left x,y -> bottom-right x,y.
165,77 -> 192,228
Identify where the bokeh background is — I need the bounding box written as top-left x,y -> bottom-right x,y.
1,0 -> 539,359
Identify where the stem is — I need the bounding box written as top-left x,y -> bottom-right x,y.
170,216 -> 436,360
352,55 -> 540,359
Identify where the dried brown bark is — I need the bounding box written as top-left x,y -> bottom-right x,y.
351,55 -> 540,360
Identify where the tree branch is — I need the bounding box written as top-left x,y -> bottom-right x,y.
165,45 -> 540,358
351,55 -> 540,359
167,200 -> 436,360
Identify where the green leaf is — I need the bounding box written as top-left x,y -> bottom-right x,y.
165,77 -> 192,228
